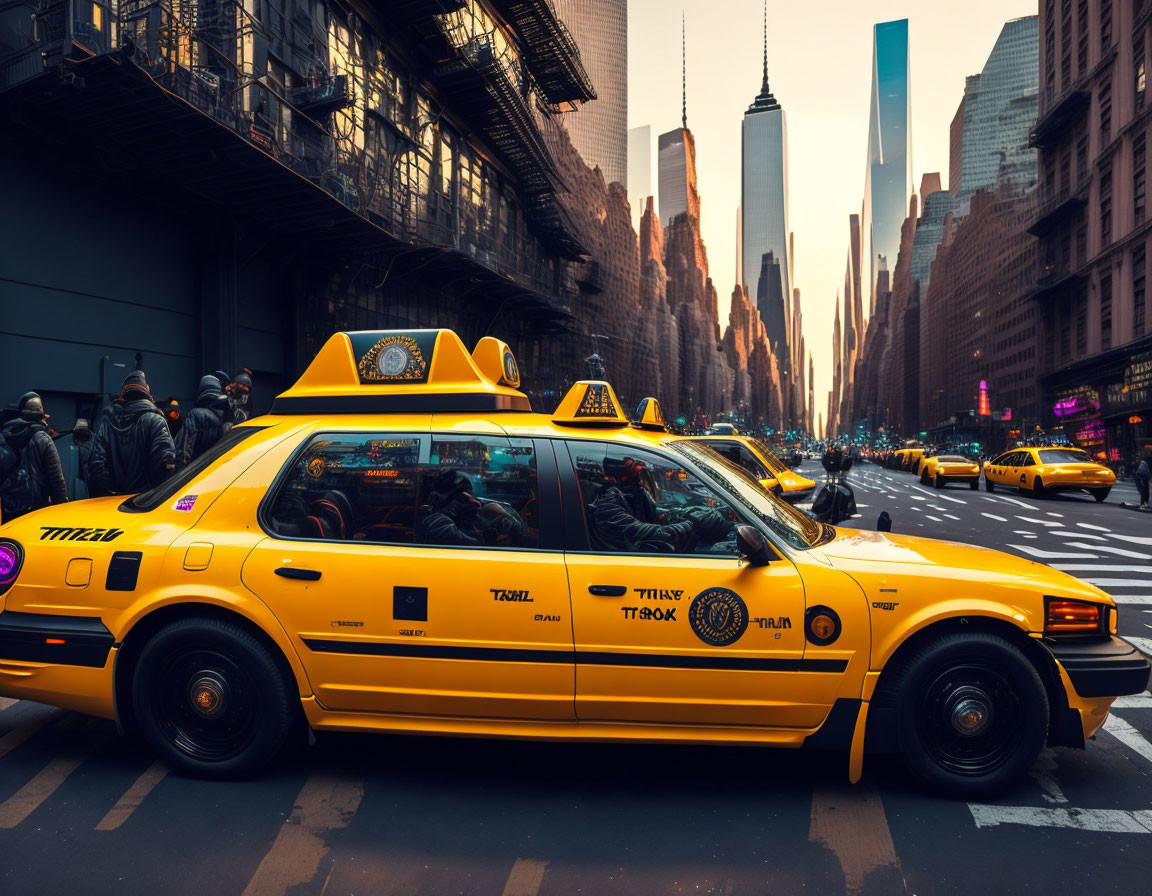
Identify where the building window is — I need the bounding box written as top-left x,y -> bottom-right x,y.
1078,0 -> 1089,75
1077,226 -> 1088,266
1077,135 -> 1089,182
1135,245 -> 1147,337
1100,273 -> 1112,351
1137,134 -> 1147,225
1076,303 -> 1087,356
1100,78 -> 1112,145
1138,34 -> 1147,112
1101,0 -> 1113,51
1101,161 -> 1113,247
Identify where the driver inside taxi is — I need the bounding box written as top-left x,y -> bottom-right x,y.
588,456 -> 732,553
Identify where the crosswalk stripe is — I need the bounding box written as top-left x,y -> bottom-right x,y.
1007,545 -> 1096,560
1112,692 -> 1152,707
968,803 -> 1152,833
1054,564 -> 1151,572
1066,542 -> 1152,559
1078,523 -> 1113,532
1113,535 -> 1152,546
1087,578 -> 1152,587
241,773 -> 365,896
0,726 -> 108,829
1054,530 -> 1105,540
1016,516 -> 1064,527
502,859 -> 549,896
981,512 -> 1007,522
1125,636 -> 1152,657
95,760 -> 169,831
1103,715 -> 1152,767
809,786 -> 905,894
1111,596 -> 1152,604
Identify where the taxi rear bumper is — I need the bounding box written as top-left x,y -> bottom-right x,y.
0,611 -> 115,668
1044,636 -> 1151,698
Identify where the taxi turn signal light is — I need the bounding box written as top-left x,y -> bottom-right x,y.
1044,597 -> 1106,635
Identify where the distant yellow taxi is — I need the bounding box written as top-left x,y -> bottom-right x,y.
984,446 -> 1116,501
0,329 -> 1145,797
919,455 -> 982,490
694,435 -> 815,504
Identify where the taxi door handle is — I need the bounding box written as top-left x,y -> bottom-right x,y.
275,567 -> 322,581
589,585 -> 627,597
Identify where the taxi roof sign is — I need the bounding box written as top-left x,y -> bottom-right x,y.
552,380 -> 629,427
632,397 -> 667,431
272,329 -> 531,414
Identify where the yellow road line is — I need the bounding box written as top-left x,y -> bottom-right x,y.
501,859 -> 549,896
0,709 -> 62,761
241,773 -> 365,896
809,785 -> 905,895
95,760 -> 169,831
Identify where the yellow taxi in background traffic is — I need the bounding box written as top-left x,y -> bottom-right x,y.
695,435 -> 815,504
900,448 -> 926,472
919,455 -> 982,490
984,446 -> 1116,501
0,329 -> 1145,798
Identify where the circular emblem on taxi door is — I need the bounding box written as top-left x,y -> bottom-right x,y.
688,587 -> 749,646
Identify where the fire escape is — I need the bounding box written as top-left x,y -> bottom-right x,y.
487,0 -> 595,106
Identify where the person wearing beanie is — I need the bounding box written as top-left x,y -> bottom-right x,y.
175,374 -> 230,468
226,367 -> 254,426
0,391 -> 68,518
89,370 -> 176,496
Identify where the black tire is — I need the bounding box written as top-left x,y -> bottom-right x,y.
984,478 -> 995,492
920,471 -> 930,485
1093,487 -> 1111,503
934,476 -> 944,490
131,616 -> 295,778
1032,478 -> 1046,498
894,632 -> 1048,799
969,480 -> 979,491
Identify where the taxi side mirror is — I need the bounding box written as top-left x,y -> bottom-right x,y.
737,525 -> 772,567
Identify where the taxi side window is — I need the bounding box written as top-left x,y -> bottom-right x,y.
712,441 -> 770,480
268,434 -> 423,542
567,442 -> 739,556
1019,453 -> 1035,467
415,436 -> 539,549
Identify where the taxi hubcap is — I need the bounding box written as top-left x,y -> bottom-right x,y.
948,688 -> 993,737
188,673 -> 229,719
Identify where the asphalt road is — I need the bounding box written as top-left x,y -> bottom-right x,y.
5,463 -> 1152,894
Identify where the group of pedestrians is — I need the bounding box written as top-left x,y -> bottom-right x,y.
0,367 -> 254,520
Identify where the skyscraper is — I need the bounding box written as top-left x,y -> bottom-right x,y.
556,0 -> 628,187
954,16 -> 1039,202
861,19 -> 912,320
658,127 -> 696,226
740,11 -> 790,307
628,125 -> 653,230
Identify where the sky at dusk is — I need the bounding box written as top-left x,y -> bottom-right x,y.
626,0 -> 1037,424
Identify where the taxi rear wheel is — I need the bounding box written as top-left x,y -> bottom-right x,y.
1032,478 -> 1046,497
984,478 -> 995,492
1092,488 -> 1111,503
920,471 -> 930,485
894,632 -> 1048,799
132,617 -> 294,778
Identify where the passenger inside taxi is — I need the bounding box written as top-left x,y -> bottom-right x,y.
415,469 -> 526,547
587,454 -> 732,553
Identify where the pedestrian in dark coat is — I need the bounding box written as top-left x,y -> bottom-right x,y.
175,375 -> 229,468
0,392 -> 68,518
89,371 -> 176,496
1135,453 -> 1151,510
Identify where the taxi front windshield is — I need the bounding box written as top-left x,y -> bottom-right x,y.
747,438 -> 790,475
1038,448 -> 1092,464
670,440 -> 825,550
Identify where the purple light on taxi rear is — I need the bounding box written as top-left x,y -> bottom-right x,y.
174,495 -> 198,512
0,544 -> 18,583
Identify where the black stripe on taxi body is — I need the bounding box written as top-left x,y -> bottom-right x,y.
301,637 -> 848,673
0,611 -> 115,667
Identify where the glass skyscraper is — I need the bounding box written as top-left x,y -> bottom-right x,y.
740,47 -> 790,324
861,19 -> 912,320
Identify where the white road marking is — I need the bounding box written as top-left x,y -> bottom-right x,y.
1067,542 -> 1152,560
1086,578 -> 1152,587
1078,523 -> 1113,532
981,513 -> 1008,522
1007,545 -> 1097,560
910,506 -> 923,513
1054,564 -> 1152,572
1103,714 -> 1152,767
1113,596 -> 1152,604
1024,535 -> 1038,538
997,495 -> 1037,509
1029,749 -> 1068,804
1047,512 -> 1064,517
1113,535 -> 1152,546
944,514 -> 961,521
909,495 -> 927,502
968,804 -> 1152,834
1016,516 -> 1064,527
926,515 -> 942,522
502,860 -> 549,896
1125,636 -> 1152,657
936,493 -> 968,504
1053,530 -> 1106,541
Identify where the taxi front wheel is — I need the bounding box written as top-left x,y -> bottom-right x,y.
131,617 -> 294,778
894,632 -> 1048,799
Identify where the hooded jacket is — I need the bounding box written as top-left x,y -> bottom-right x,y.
1,417 -> 68,516
89,399 -> 176,495
175,376 -> 228,468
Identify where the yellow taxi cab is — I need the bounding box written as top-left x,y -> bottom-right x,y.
693,435 -> 815,504
984,445 -> 1116,501
0,329 -> 1146,797
919,455 -> 982,490
899,447 -> 926,472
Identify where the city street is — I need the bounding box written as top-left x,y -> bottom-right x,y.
4,462 -> 1152,894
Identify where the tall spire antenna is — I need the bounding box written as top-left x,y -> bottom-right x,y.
762,0 -> 769,92
681,11 -> 687,129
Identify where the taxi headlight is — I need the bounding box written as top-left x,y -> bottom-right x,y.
0,539 -> 23,597
1044,597 -> 1108,635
